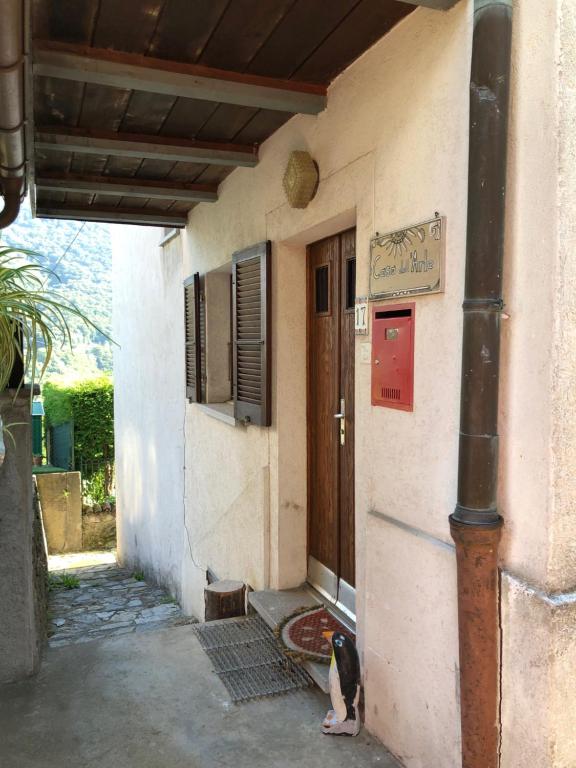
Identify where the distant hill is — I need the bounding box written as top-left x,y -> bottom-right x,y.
1,201 -> 113,381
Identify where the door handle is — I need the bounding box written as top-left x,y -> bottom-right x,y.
335,398 -> 345,446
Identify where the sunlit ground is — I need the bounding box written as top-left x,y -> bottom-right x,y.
48,549 -> 117,572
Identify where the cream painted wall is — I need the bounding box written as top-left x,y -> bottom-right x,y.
113,4 -> 470,765
500,1 -> 576,766
112,227 -> 185,596
111,0 -> 576,766
548,0 -> 576,592
500,0 -> 562,590
178,5 -> 470,766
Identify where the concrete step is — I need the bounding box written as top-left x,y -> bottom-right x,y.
248,588 -> 330,693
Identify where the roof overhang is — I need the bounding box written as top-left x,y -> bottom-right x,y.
34,42 -> 328,115
2,0 -> 450,229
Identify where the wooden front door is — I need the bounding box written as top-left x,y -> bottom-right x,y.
307,228 -> 356,614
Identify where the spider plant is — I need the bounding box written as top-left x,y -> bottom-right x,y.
0,245 -> 107,393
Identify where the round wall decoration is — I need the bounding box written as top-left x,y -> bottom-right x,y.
282,150 -> 319,209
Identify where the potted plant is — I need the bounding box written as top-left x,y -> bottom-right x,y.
0,245 -> 106,464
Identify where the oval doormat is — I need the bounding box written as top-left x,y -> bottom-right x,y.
280,607 -> 355,663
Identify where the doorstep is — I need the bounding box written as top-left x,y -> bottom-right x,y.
248,587 -> 330,693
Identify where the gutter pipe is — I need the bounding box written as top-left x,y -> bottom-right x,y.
450,2 -> 512,766
0,0 -> 26,229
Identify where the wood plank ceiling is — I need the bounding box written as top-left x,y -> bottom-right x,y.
31,0 -> 414,227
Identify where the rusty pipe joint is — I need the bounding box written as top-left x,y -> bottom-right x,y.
0,176 -> 22,228
450,518 -> 503,768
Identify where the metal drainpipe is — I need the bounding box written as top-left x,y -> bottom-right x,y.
449,2 -> 512,767
0,0 -> 26,229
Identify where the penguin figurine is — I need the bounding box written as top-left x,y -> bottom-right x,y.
321,630 -> 361,736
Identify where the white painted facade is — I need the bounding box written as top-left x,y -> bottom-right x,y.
112,2 -> 576,766
113,228 -> 185,597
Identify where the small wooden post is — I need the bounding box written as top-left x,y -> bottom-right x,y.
204,580 -> 246,621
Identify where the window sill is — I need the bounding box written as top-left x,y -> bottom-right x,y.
197,402 -> 238,427
159,228 -> 180,247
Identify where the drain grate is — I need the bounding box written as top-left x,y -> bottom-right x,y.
193,614 -> 272,651
192,615 -> 311,703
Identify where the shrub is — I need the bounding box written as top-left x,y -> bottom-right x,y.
43,376 -> 113,460
43,376 -> 114,502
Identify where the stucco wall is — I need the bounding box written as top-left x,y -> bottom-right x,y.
182,7 -> 468,765
500,0 -> 562,592
111,1 -> 576,765
112,228 -> 185,597
499,1 -> 576,766
113,6 -> 469,766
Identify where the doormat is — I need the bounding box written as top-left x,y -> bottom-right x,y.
192,615 -> 311,703
279,607 -> 355,663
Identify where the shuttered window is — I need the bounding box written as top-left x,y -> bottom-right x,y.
184,272 -> 205,402
232,241 -> 271,426
198,280 -> 207,402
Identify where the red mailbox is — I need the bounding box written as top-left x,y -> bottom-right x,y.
371,303 -> 415,411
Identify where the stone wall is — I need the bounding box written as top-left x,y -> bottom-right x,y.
32,479 -> 48,651
0,390 -> 46,682
36,472 -> 117,553
36,472 -> 82,553
82,503 -> 116,550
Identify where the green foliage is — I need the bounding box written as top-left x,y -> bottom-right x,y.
70,378 -> 114,462
43,376 -> 114,462
48,573 -> 80,591
42,381 -> 73,427
132,571 -> 145,582
44,377 -> 114,502
2,202 -> 112,380
83,470 -> 115,505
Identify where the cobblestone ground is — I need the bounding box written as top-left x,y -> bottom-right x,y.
48,558 -> 194,647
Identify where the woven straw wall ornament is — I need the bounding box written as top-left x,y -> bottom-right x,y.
282,151 -> 319,209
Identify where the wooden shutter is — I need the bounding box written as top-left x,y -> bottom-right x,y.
232,241 -> 271,426
198,277 -> 207,402
184,272 -> 202,402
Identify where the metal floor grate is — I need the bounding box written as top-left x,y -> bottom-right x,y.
192,615 -> 311,703
193,615 -> 273,651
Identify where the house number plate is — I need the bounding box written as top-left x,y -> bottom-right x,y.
355,299 -> 369,335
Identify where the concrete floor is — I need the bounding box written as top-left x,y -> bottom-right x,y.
0,625 -> 402,768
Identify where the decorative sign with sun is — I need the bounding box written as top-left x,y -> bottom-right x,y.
369,216 -> 445,299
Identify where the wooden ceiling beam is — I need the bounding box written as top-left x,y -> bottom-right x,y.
395,0 -> 459,9
36,173 -> 218,202
33,41 -> 327,115
35,127 -> 258,167
36,205 -> 188,228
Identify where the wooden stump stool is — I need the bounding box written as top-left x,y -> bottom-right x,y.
204,580 -> 246,621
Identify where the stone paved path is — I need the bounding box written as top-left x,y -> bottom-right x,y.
48,560 -> 194,647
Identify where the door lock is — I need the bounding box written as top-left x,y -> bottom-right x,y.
334,398 -> 345,446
